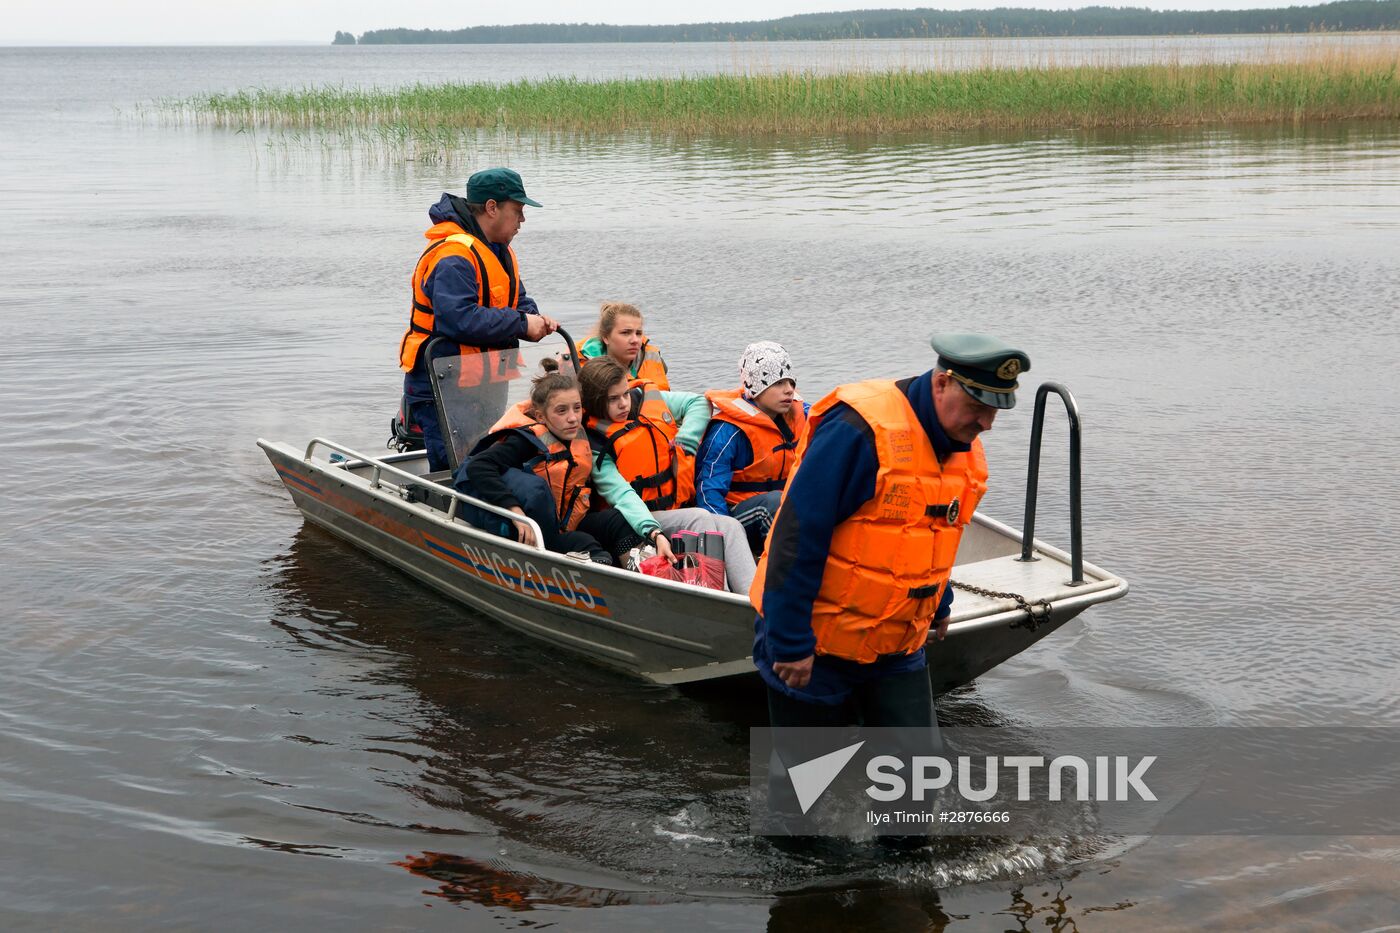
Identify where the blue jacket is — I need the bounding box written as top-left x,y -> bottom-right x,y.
403,194 -> 541,399
753,369 -> 961,704
694,401 -> 811,515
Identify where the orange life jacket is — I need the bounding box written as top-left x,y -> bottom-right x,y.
703,388 -> 808,507
587,379 -> 694,510
750,379 -> 987,663
634,341 -> 670,391
398,222 -> 523,388
476,400 -> 592,532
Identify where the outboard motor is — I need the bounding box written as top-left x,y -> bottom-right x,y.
388,397 -> 426,453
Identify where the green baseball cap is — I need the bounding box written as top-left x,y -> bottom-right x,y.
466,167 -> 541,208
930,333 -> 1031,410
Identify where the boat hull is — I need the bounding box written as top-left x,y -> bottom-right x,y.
259,439 -> 1126,690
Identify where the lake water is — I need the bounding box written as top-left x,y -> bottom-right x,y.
2,40 -> 1399,930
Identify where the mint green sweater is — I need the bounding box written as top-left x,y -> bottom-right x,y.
591,390 -> 711,536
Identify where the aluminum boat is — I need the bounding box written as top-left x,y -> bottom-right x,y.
259,334 -> 1126,692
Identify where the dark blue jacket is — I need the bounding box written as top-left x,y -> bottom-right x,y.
403,194 -> 541,399
753,369 -> 962,704
694,401 -> 811,515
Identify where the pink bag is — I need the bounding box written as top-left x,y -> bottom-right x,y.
638,554 -> 726,591
638,554 -> 684,582
689,553 -> 726,591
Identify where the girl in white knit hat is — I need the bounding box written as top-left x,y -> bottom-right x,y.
696,342 -> 809,555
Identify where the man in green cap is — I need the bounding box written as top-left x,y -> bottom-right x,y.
749,333 -> 1031,728
398,168 -> 558,471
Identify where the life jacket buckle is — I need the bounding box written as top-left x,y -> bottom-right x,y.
926,496 -> 961,524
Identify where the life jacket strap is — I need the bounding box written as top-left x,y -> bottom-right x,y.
409,300 -> 435,334
645,491 -> 677,510
729,478 -> 786,493
595,419 -> 646,462
464,241 -> 492,302
559,484 -> 585,526
418,238 -> 451,261
630,461 -> 677,510
629,467 -> 674,491
926,499 -> 962,523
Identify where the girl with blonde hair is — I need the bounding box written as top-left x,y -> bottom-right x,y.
578,301 -> 671,390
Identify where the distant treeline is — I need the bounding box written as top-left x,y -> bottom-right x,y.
335,1 -> 1400,44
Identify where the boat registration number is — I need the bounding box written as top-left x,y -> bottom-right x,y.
453,538 -> 607,615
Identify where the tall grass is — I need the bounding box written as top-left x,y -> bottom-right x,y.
169,49 -> 1399,136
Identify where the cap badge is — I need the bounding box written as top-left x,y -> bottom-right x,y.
996,358 -> 1022,381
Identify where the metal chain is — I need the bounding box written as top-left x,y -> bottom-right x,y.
949,579 -> 1055,632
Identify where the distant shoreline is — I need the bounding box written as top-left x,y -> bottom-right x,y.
5,31 -> 1400,48
338,1 -> 1400,44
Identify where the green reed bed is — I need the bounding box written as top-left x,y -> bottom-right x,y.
174,55 -> 1399,136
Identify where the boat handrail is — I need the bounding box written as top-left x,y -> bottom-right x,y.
1019,381 -> 1084,585
302,437 -> 547,551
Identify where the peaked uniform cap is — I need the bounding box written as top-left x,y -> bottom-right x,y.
466,167 -> 542,208
930,333 -> 1031,410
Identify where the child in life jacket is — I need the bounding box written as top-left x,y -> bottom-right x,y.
578,357 -> 757,594
696,341 -> 810,556
577,301 -> 671,390
458,359 -> 615,564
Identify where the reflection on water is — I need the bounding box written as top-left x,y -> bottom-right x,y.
766,877 -> 1140,932
391,851 -> 1147,931
2,43 -> 1399,929
396,851 -> 684,910
542,122 -> 1400,239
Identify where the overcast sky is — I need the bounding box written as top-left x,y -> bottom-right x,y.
3,0 -> 1331,45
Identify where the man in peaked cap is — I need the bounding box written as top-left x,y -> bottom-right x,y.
750,333 -> 1031,729
397,168 -> 559,472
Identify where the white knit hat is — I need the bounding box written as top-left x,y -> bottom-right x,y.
739,341 -> 795,400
